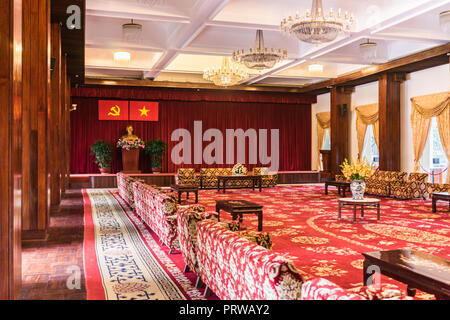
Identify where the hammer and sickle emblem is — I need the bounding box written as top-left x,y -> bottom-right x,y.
108,105 -> 121,117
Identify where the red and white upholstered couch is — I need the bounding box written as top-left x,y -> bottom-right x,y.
133,180 -> 201,254
195,220 -> 410,300
117,172 -> 143,209
177,206 -> 273,289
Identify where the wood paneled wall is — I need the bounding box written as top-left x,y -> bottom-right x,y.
1,1 -> 72,299
0,0 -> 22,300
50,23 -> 62,207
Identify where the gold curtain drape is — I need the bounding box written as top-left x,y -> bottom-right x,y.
316,112 -> 330,170
355,103 -> 379,159
411,92 -> 450,183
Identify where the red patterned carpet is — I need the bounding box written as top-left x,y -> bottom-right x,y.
195,185 -> 450,299
83,185 -> 450,300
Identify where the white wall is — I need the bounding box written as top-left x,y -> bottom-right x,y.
311,93 -> 330,170
401,64 -> 450,173
310,64 -> 449,172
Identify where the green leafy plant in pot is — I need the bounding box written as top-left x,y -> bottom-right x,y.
90,140 -> 113,174
145,139 -> 167,174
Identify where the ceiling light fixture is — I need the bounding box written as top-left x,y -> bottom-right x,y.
232,30 -> 287,70
281,0 -> 354,44
122,19 -> 142,43
203,57 -> 248,87
114,51 -> 131,65
439,10 -> 450,33
309,63 -> 323,73
359,39 -> 377,62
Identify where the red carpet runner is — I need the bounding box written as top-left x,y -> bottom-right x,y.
83,185 -> 450,300
83,188 -> 209,300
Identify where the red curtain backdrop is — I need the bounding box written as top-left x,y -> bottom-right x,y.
71,86 -> 314,174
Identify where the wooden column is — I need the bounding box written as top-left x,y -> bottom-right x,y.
65,77 -> 71,190
22,0 -> 51,240
378,73 -> 406,171
0,0 -> 22,299
50,22 -> 62,207
330,86 -> 354,176
60,54 -> 68,194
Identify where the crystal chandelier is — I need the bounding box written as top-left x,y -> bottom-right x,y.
281,0 -> 354,44
203,57 -> 248,87
122,19 -> 142,43
439,11 -> 450,33
232,30 -> 287,70
359,39 -> 377,62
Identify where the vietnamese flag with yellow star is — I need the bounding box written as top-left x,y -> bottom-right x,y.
98,100 -> 129,120
129,101 -> 159,121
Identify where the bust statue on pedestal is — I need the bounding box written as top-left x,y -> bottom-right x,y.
123,125 -> 138,139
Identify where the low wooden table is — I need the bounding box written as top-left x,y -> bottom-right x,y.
215,200 -> 264,231
338,198 -> 381,223
170,184 -> 198,204
217,175 -> 263,193
362,249 -> 450,299
325,180 -> 351,197
432,192 -> 450,213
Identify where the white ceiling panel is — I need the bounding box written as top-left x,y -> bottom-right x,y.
84,0 -> 450,86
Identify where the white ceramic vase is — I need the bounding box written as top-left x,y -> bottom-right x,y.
350,180 -> 366,200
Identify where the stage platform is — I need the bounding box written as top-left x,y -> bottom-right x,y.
70,171 -> 321,189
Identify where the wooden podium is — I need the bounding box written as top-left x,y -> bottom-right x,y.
121,148 -> 141,174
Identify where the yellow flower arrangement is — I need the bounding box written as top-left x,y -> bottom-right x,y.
340,158 -> 376,181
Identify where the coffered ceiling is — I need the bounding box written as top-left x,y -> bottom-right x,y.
85,0 -> 450,88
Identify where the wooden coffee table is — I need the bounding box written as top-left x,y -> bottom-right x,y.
170,184 -> 198,204
338,198 -> 381,223
432,192 -> 450,213
215,200 -> 264,231
325,180 -> 351,197
217,175 -> 263,193
362,249 -> 450,299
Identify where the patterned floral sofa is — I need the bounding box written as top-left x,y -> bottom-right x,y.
253,167 -> 278,188
117,172 -> 143,209
301,278 -> 411,300
200,167 -> 250,189
427,183 -> 450,198
390,173 -> 429,200
198,167 -> 277,189
177,206 -> 272,288
365,171 -> 407,197
175,168 -> 201,187
133,180 -> 199,254
196,219 -> 302,299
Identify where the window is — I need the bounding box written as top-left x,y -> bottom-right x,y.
322,129 -> 331,150
420,117 -> 448,183
319,129 -> 330,171
361,125 -> 379,167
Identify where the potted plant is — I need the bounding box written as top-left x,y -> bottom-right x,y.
340,158 -> 376,200
145,139 -> 167,174
90,140 -> 113,174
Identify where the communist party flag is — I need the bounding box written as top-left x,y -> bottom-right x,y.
129,101 -> 159,121
98,100 -> 129,120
